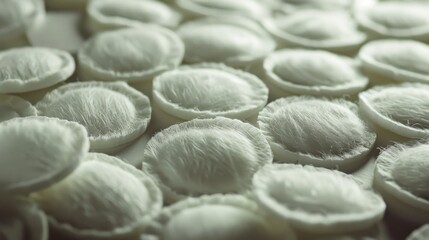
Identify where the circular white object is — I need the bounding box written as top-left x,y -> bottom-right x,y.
0,95 -> 37,122
263,10 -> 366,54
258,96 -> 376,172
141,195 -> 296,240
86,0 -> 182,34
0,198 -> 48,240
175,0 -> 270,20
263,49 -> 368,97
0,116 -> 89,196
31,153 -> 162,240
407,224 -> 429,240
374,141 -> 429,224
253,164 -> 386,234
36,81 -> 151,153
153,63 -> 268,121
359,40 -> 429,84
78,27 -> 184,83
177,17 -> 275,68
142,117 -> 273,203
356,1 -> 429,40
359,83 -> 429,140
0,47 -> 75,94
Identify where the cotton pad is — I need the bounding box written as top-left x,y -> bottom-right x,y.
177,17 -> 275,69
140,195 -> 297,240
258,96 -> 376,172
359,83 -> 429,146
152,63 -> 268,130
263,49 -> 368,99
0,47 -> 75,94
31,153 -> 162,240
359,40 -> 429,85
374,141 -> 429,224
142,117 -> 272,203
263,10 -> 366,55
36,81 -> 151,154
278,0 -> 353,13
253,164 -> 386,234
0,95 -> 37,122
86,0 -> 181,34
0,116 -> 89,196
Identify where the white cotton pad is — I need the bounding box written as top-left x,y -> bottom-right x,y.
253,164 -> 386,234
140,195 -> 296,240
0,95 -> 37,122
152,63 -> 268,130
0,47 -> 75,94
86,0 -> 182,34
175,0 -> 270,20
31,153 -> 162,240
0,116 -> 89,196
407,224 -> 429,240
258,96 -> 376,172
142,117 -> 272,203
0,198 -> 48,240
278,0 -> 353,13
177,17 -> 275,68
78,26 -> 184,84
36,81 -> 151,154
356,1 -> 429,41
359,83 -> 429,146
263,10 -> 366,55
0,0 -> 45,50
374,141 -> 429,224
263,49 -> 368,99
359,40 -> 429,84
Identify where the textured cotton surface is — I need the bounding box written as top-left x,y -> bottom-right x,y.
143,118 -> 272,202
0,117 -> 89,195
33,160 -> 151,230
259,97 -> 374,159
0,95 -> 37,122
253,164 -> 385,233
153,64 -> 268,120
367,2 -> 429,29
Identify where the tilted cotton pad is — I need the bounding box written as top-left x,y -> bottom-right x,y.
0,47 -> 75,94
36,81 -> 151,153
0,95 -> 37,122
0,116 -> 89,196
142,117 -> 273,203
258,96 -> 376,172
31,153 -> 163,240
374,141 -> 429,224
253,164 -> 386,234
140,195 -> 297,240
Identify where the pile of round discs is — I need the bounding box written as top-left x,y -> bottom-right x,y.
1,0 -> 429,240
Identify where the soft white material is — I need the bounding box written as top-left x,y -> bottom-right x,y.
87,0 -> 182,34
263,49 -> 368,97
253,164 -> 386,233
356,1 -> 429,39
0,95 -> 37,122
141,195 -> 296,240
359,40 -> 429,84
407,224 -> 429,240
0,47 -> 75,94
36,81 -> 151,153
0,198 -> 48,240
32,153 -> 162,240
359,83 -> 429,139
258,96 -> 375,172
278,0 -> 353,13
0,116 -> 89,196
78,27 -> 184,83
176,0 -> 270,19
177,17 -> 275,68
263,10 -> 366,53
153,63 -> 268,120
142,117 -> 272,203
0,0 -> 45,49
374,141 -> 429,223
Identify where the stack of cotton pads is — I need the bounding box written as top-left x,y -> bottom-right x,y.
1,0 -> 429,239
